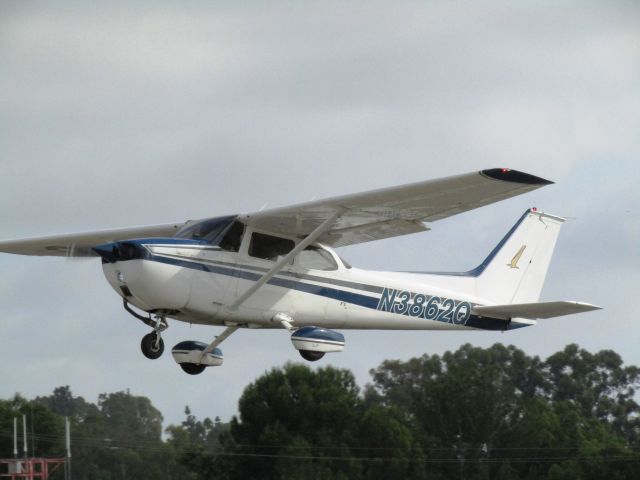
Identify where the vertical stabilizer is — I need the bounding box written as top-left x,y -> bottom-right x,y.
474,209 -> 565,304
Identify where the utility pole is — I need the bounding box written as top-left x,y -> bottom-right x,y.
2,415 -> 66,479
23,414 -> 28,459
454,433 -> 464,480
482,442 -> 489,480
65,417 -> 72,480
13,418 -> 18,458
31,406 -> 35,457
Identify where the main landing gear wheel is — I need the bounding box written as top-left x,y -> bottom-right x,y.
299,350 -> 325,362
141,332 -> 165,360
180,363 -> 206,375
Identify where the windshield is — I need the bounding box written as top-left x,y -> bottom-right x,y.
175,215 -> 237,243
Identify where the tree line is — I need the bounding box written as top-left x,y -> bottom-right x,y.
1,343 -> 639,479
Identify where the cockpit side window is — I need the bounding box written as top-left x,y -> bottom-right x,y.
249,232 -> 295,261
297,246 -> 338,271
219,221 -> 245,252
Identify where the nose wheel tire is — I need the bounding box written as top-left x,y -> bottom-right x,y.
180,363 -> 206,375
299,350 -> 325,362
141,332 -> 165,359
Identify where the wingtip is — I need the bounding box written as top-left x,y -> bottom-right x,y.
481,168 -> 554,185
571,301 -> 603,312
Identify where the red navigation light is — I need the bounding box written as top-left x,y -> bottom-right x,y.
501,168 -> 510,173
531,207 -> 538,212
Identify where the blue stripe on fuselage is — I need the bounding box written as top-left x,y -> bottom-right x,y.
149,254 -> 380,310
143,254 -> 526,331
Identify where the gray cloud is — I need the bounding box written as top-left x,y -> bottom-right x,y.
1,1 -> 639,427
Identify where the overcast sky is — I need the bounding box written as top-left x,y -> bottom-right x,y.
1,1 -> 639,430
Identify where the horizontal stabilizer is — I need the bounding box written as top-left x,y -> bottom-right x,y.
473,301 -> 602,320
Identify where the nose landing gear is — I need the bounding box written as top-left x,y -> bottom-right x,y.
123,299 -> 170,360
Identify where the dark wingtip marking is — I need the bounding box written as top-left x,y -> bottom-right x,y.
481,168 -> 554,185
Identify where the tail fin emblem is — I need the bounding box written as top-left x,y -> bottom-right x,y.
508,245 -> 526,269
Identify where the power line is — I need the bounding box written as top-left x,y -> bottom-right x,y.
1,430 -> 638,465
2,428 -> 637,453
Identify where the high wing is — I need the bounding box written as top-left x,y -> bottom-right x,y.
0,168 -> 551,257
242,168 -> 552,246
473,301 -> 602,320
0,223 -> 183,257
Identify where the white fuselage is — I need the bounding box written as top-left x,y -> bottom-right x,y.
101,238 -> 533,332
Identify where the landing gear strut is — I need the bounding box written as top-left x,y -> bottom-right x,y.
123,300 -> 169,360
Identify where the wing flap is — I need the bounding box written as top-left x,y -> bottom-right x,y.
324,219 -> 429,247
473,301 -> 602,320
0,222 -> 184,257
242,168 -> 551,246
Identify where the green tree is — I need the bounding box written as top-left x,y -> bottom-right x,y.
74,389 -> 180,480
543,344 -> 640,445
367,343 -> 547,478
32,386 -> 188,480
216,363 -> 423,480
165,407 -> 229,480
366,343 -> 640,479
356,404 -> 425,480
35,385 -> 98,420
4,344 -> 640,480
168,406 -> 228,448
97,390 -> 163,444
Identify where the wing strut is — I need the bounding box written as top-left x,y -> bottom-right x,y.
226,209 -> 344,312
202,326 -> 240,355
201,209 -> 343,358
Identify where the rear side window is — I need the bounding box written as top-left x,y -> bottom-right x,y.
249,232 -> 294,261
297,246 -> 338,271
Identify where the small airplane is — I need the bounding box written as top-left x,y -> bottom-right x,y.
0,168 -> 601,374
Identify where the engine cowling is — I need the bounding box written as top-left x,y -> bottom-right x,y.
96,239 -> 193,311
171,341 -> 223,368
291,326 -> 345,353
